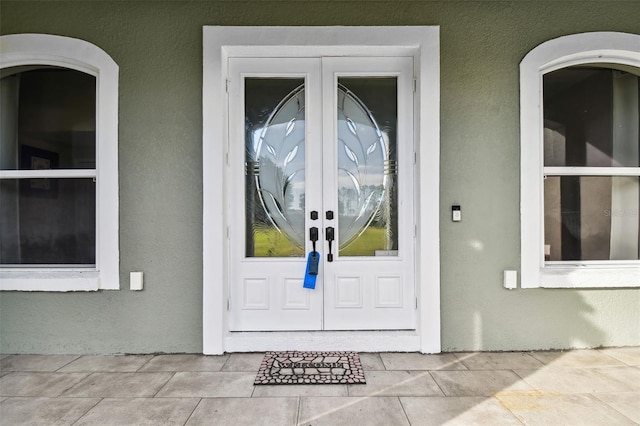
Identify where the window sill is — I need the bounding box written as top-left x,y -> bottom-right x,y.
528,264 -> 640,288
0,270 -> 102,291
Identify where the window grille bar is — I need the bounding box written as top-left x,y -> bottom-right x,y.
543,167 -> 640,177
0,169 -> 97,179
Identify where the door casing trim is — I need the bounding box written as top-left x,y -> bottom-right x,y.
203,26 -> 441,354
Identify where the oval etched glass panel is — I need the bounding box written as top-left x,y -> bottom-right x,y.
245,78 -> 306,257
337,78 -> 398,257
245,77 -> 398,257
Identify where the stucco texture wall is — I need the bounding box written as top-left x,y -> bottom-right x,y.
1,1 -> 639,354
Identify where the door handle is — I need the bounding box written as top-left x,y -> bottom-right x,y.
310,227 -> 319,253
325,226 -> 334,262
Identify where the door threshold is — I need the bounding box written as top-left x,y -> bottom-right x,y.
224,330 -> 421,353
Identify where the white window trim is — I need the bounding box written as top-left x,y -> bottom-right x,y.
203,26 -> 440,354
520,31 -> 640,289
0,34 -> 119,291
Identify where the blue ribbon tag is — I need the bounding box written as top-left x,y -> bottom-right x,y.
303,251 -> 320,289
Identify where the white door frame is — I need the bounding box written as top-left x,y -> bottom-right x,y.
203,26 -> 441,354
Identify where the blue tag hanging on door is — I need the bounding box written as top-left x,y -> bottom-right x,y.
303,251 -> 320,289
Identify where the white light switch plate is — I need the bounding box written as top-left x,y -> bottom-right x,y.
130,272 -> 143,291
503,270 -> 517,289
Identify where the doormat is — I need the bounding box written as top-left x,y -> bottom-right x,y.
255,351 -> 366,385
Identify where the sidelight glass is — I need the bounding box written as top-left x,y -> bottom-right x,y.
336,77 -> 399,257
244,78 -> 306,257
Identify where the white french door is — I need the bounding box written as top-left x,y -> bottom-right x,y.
228,56 -> 415,331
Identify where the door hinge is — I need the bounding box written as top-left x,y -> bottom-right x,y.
413,78 -> 417,93
225,79 -> 230,93
415,297 -> 418,310
414,152 -> 417,165
226,226 -> 230,239
414,224 -> 417,238
227,298 -> 231,311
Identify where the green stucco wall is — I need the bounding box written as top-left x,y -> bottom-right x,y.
1,1 -> 639,354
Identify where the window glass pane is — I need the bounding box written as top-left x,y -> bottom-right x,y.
0,67 -> 96,171
244,78 -> 305,257
0,178 -> 96,265
337,77 -> 398,257
543,67 -> 639,167
544,176 -> 639,261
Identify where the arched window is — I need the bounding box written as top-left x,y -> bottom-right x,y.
0,34 -> 119,290
520,32 -> 640,288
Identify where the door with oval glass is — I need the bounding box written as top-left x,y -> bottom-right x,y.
227,56 -> 415,331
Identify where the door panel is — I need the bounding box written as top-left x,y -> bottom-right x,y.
228,56 -> 415,331
228,58 -> 323,331
322,57 -> 415,330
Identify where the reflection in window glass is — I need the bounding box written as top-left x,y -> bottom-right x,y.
543,67 -> 639,168
1,68 -> 96,171
543,65 -> 640,263
1,67 -> 97,266
0,179 -> 96,265
544,176 -> 639,261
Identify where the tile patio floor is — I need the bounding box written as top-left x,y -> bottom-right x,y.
0,347 -> 638,425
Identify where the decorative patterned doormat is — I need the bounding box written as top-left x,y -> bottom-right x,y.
255,351 -> 366,385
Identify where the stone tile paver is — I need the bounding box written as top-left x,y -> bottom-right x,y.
358,353 -> 386,371
0,372 -> 88,397
592,366 -> 640,391
138,354 -> 229,372
497,392 -> 637,425
400,396 -> 522,425
347,370 -> 443,397
0,355 -> 79,372
599,347 -> 640,366
594,392 -> 640,424
61,372 -> 173,398
431,370 -> 532,397
156,372 -> 255,398
380,352 -> 466,371
298,396 -> 410,426
531,350 -> 627,368
75,397 -> 200,425
253,383 -> 348,397
455,352 -> 545,370
186,397 -> 298,426
221,353 -> 265,372
58,355 -> 154,372
515,367 -> 639,394
0,397 -> 100,426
